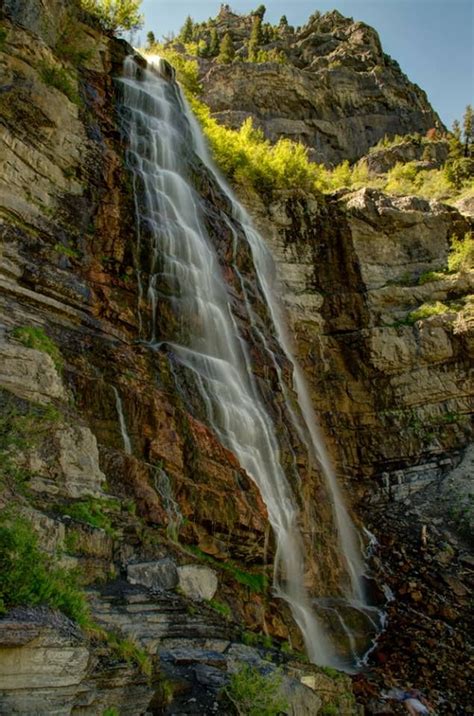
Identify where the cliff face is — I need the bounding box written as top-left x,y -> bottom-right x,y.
0,2 -> 357,712
194,9 -> 441,165
0,1 -> 472,714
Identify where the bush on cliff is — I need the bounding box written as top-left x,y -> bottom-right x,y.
80,0 -> 143,32
0,515 -> 90,625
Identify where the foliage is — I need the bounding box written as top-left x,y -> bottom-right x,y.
0,515 -> 90,624
407,301 -> 450,324
80,0 -> 143,32
179,15 -> 194,43
0,391 -> 60,487
217,32 -> 235,64
146,31 -> 155,49
106,631 -> 152,675
54,243 -> 80,258
247,15 -> 263,62
223,664 -> 288,716
208,598 -> 232,618
253,5 -> 266,19
151,46 -> 201,95
38,61 -> 81,106
209,27 -> 220,56
320,706 -> 338,716
12,325 -> 63,371
102,709 -> 119,716
448,232 -> 474,272
62,497 -> 120,536
187,545 -> 267,592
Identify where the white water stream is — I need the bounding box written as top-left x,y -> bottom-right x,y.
112,386 -> 132,455
119,55 -> 376,666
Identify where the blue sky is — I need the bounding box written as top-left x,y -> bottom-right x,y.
136,0 -> 473,129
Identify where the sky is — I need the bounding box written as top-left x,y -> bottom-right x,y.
135,0 -> 474,129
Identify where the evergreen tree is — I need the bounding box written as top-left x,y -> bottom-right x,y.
279,15 -> 288,26
209,27 -> 220,56
146,30 -> 155,49
179,15 -> 194,43
452,119 -> 461,141
248,15 -> 263,61
253,4 -> 266,19
463,104 -> 473,157
217,32 -> 235,63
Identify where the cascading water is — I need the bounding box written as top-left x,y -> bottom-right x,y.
118,55 -> 381,668
112,386 -> 132,455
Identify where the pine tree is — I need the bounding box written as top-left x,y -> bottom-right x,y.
179,15 -> 194,43
462,104 -> 473,157
217,32 -> 235,63
146,30 -> 155,49
253,4 -> 266,19
279,15 -> 288,26
248,15 -> 263,61
209,27 -> 220,56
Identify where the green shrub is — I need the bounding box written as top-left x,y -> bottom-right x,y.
38,61 -> 81,105
0,515 -> 90,624
149,46 -> 201,95
223,664 -> 288,716
80,0 -> 143,32
417,269 -> 447,285
63,497 -> 119,536
102,708 -> 119,716
320,705 -> 338,716
54,243 -> 80,258
407,301 -> 449,324
448,232 -> 474,272
12,326 -> 63,371
106,632 -> 152,675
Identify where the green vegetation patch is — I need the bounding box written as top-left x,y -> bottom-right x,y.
62,497 -> 120,537
105,631 -> 152,676
223,664 -> 288,716
187,545 -> 267,593
208,598 -> 232,619
38,61 -> 81,106
12,325 -> 63,371
448,231 -> 474,272
0,514 -> 90,624
0,390 -> 60,487
407,301 -> 450,324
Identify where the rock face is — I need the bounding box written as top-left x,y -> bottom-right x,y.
0,0 -> 472,713
194,9 -> 441,165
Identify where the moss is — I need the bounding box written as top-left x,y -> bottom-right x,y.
208,598 -> 232,619
12,326 -> 63,371
38,61 -> 81,106
54,243 -> 80,259
0,390 -> 61,488
187,545 -> 267,593
61,497 -> 120,537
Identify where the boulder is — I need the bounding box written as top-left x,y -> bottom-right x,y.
127,558 -> 179,591
177,565 -> 218,601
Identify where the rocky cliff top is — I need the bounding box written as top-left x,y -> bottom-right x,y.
164,6 -> 442,165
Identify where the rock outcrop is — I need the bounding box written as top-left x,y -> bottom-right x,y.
189,8 -> 441,165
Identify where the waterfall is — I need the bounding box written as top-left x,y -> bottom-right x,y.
119,55 -> 377,667
112,386 -> 132,455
